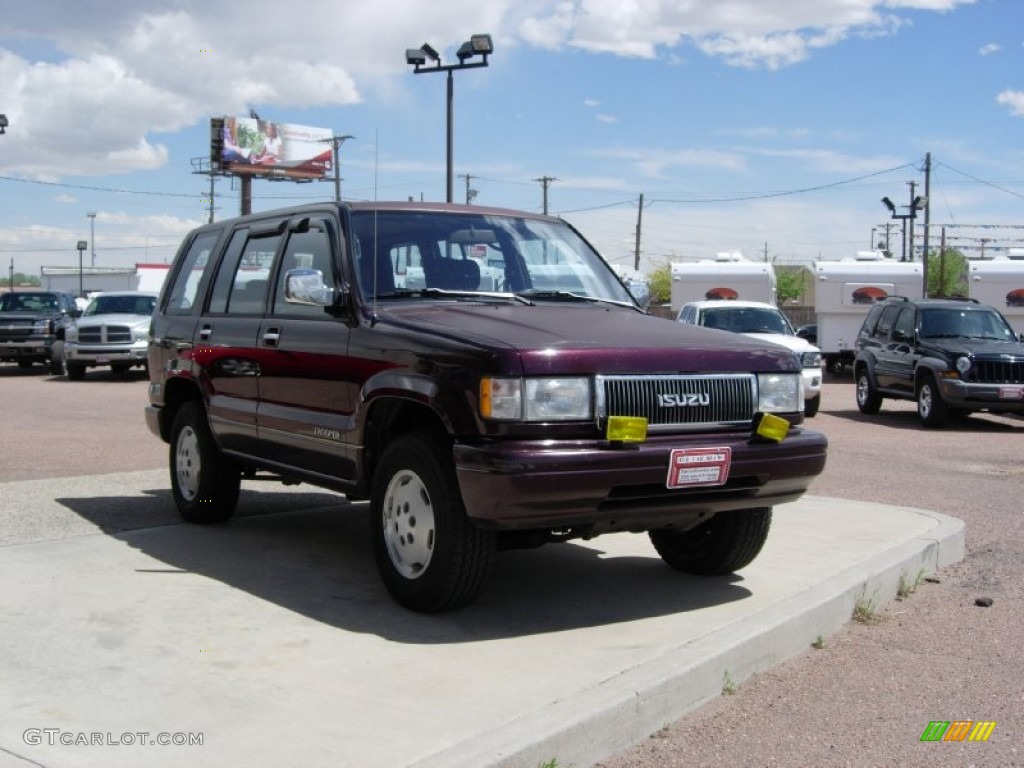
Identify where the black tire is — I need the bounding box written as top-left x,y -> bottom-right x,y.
65,363 -> 86,381
370,432 -> 495,612
16,360 -> 33,369
917,374 -> 949,428
855,368 -> 882,414
804,394 -> 821,417
112,363 -> 131,377
169,401 -> 240,523
49,341 -> 65,375
649,508 -> 772,575
826,357 -> 845,376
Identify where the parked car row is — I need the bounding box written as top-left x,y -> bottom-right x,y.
0,289 -> 156,379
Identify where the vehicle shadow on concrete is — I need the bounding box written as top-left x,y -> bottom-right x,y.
826,408 -> 1024,432
54,488 -> 753,643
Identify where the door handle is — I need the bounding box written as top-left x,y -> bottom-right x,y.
198,325 -> 212,342
262,327 -> 281,347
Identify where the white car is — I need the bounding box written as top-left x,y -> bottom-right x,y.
677,300 -> 823,416
64,291 -> 157,380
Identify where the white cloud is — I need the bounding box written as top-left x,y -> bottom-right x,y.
978,43 -> 1001,56
996,89 -> 1024,117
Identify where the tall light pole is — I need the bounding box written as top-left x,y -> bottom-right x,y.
406,34 -> 494,203
881,191 -> 927,263
87,212 -> 96,266
76,240 -> 88,298
319,134 -> 355,202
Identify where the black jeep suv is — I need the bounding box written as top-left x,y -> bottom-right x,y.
0,291 -> 80,374
854,296 -> 1024,427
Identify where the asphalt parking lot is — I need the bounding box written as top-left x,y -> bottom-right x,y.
1,365 -> 1020,767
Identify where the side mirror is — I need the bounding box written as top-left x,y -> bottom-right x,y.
284,268 -> 335,307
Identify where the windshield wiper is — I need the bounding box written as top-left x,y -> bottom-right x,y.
375,288 -> 534,305
514,289 -> 638,310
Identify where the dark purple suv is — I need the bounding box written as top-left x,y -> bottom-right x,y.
146,202 -> 827,611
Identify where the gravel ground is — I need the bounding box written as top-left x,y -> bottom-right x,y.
597,377 -> 1024,768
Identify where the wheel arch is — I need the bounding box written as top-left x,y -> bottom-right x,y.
361,396 -> 451,495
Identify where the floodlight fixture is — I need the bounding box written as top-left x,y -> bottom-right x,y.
406,48 -> 427,66
0,113 -> 8,134
420,43 -> 440,62
912,195 -> 928,211
881,196 -> 896,214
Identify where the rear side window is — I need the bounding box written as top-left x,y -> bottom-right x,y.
208,230 -> 280,315
860,303 -> 885,337
166,231 -> 220,315
874,304 -> 901,339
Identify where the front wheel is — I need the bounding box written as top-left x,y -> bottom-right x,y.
855,369 -> 882,414
65,363 -> 86,381
49,341 -> 66,375
649,508 -> 772,575
370,432 -> 495,612
169,401 -> 240,523
804,394 -> 821,417
917,374 -> 949,428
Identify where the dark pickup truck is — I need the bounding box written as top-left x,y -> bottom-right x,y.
146,201 -> 828,612
0,291 -> 80,374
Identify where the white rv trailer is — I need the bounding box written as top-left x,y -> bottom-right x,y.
968,254 -> 1024,336
812,252 -> 923,373
669,252 -> 776,313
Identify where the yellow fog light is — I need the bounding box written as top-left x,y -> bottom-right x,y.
754,412 -> 790,443
606,416 -> 648,443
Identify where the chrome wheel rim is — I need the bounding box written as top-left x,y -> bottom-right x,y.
919,384 -> 934,418
175,426 -> 200,501
382,469 -> 436,580
857,376 -> 870,405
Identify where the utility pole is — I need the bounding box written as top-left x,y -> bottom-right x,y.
922,152 -> 932,297
907,180 -> 917,262
534,176 -> 557,214
459,173 -> 477,204
634,193 -> 644,271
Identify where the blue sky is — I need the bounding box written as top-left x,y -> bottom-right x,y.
1,0 -> 1022,277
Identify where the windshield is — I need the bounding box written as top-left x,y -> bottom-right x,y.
702,306 -> 794,335
919,307 -> 1016,340
0,293 -> 58,312
349,210 -> 635,306
85,295 -> 156,316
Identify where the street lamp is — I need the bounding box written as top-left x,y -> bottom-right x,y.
87,212 -> 96,267
0,114 -> 8,134
881,193 -> 927,263
406,34 -> 494,203
76,240 -> 88,299
319,134 -> 355,202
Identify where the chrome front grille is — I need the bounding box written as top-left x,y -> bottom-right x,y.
78,325 -> 132,344
969,359 -> 1024,384
597,374 -> 755,431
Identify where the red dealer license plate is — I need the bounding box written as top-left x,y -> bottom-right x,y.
666,447 -> 732,489
998,385 -> 1024,400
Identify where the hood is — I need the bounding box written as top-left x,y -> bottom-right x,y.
75,313 -> 152,330
742,332 -> 820,355
376,302 -> 801,375
921,337 -> 1024,360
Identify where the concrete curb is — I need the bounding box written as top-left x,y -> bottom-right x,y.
411,498 -> 965,768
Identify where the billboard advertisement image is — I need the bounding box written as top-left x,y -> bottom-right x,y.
211,117 -> 333,179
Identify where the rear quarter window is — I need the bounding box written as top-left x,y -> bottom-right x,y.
165,230 -> 221,316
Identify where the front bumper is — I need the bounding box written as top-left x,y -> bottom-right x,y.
66,342 -> 148,366
454,427 -> 828,531
938,378 -> 1024,412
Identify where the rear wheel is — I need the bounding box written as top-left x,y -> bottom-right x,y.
917,374 -> 949,428
649,508 -> 772,575
65,363 -> 86,381
169,401 -> 240,523
370,432 -> 495,612
855,368 -> 882,414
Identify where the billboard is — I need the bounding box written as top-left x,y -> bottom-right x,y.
210,117 -> 334,180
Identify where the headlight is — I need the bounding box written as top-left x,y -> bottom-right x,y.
480,376 -> 593,421
955,356 -> 972,375
32,319 -> 52,334
132,326 -> 149,342
757,373 -> 803,413
65,327 -> 78,342
800,351 -> 822,368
